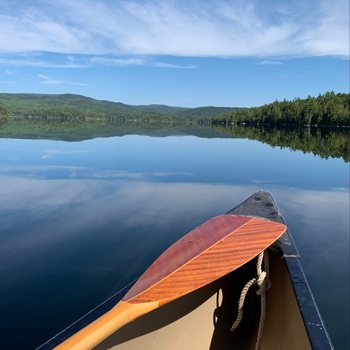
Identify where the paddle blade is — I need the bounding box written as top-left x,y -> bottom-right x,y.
124,215 -> 286,304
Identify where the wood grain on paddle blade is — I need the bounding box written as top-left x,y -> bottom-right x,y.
124,215 -> 286,304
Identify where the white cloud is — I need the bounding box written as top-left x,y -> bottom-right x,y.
297,0 -> 349,57
0,80 -> 18,84
38,73 -> 88,86
153,62 -> 197,69
91,57 -> 148,66
91,56 -> 197,69
0,0 -> 348,61
151,172 -> 193,177
0,56 -> 88,68
258,60 -> 283,65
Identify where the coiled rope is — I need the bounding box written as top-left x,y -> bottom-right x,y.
230,250 -> 271,350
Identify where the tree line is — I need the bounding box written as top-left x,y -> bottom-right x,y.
1,91 -> 349,127
210,92 -> 349,127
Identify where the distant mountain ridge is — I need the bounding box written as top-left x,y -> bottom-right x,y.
0,93 -> 243,119
132,103 -> 242,118
131,104 -> 189,114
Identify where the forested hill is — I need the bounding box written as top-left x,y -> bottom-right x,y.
1,92 -> 348,126
175,106 -> 243,118
211,92 -> 350,127
132,104 -> 242,118
0,93 -> 241,120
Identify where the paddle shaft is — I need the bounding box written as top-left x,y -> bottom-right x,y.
55,301 -> 159,350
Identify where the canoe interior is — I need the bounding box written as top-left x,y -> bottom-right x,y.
93,248 -> 311,350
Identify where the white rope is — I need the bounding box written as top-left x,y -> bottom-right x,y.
230,250 -> 271,350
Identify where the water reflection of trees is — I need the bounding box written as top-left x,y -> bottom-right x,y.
212,124 -> 349,162
0,117 -> 348,162
0,116 -> 225,141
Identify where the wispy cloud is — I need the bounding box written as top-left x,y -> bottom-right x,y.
151,172 -> 193,177
0,80 -> 18,84
153,62 -> 197,69
0,55 -> 89,68
258,60 -> 283,65
0,0 -> 348,62
91,56 -> 147,66
91,56 -> 197,69
38,74 -> 87,86
0,54 -> 196,69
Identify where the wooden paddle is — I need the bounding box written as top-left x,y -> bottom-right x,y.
55,214 -> 286,350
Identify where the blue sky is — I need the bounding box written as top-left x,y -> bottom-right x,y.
0,0 -> 349,108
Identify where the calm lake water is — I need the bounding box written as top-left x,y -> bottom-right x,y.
0,131 -> 349,349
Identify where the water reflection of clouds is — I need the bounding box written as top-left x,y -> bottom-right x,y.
273,186 -> 349,345
252,179 -> 274,184
92,170 -> 193,180
92,170 -> 142,179
40,149 -> 89,159
0,176 -> 257,278
0,176 -> 348,340
0,165 -> 91,179
1,176 -> 348,274
1,163 -> 195,181
0,176 -> 249,228
1,176 -> 347,248
274,187 -> 349,261
275,187 -> 349,231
